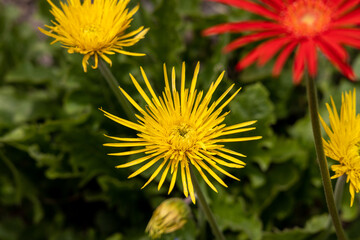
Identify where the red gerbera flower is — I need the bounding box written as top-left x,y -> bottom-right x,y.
203,0 -> 360,84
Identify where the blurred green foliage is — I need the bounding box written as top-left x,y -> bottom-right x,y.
0,0 -> 360,240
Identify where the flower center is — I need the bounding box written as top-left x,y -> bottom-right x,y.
80,24 -> 102,43
167,122 -> 197,154
177,124 -> 191,138
282,0 -> 332,37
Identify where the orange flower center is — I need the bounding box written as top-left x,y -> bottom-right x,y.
282,0 -> 332,37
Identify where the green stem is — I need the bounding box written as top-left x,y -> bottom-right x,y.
189,165 -> 225,240
305,74 -> 347,240
98,60 -> 136,122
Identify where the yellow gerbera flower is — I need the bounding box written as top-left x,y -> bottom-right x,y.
39,0 -> 149,72
320,89 -> 360,206
101,62 -> 262,203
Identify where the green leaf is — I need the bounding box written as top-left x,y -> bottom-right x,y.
263,214 -> 328,240
212,190 -> 263,240
229,82 -> 275,128
146,0 -> 184,66
0,125 -> 38,143
253,163 -> 300,210
263,228 -> 312,240
4,62 -> 54,85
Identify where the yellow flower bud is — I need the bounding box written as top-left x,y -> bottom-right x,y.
146,198 -> 190,239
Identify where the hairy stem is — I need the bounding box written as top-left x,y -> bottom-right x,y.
305,74 -> 347,240
98,60 -> 136,122
190,165 -> 225,240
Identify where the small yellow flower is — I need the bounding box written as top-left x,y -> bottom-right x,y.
146,198 -> 190,239
39,0 -> 149,72
101,62 -> 262,203
320,89 -> 360,206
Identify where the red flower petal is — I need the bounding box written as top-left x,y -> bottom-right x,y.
260,0 -> 284,10
316,39 -> 355,81
304,40 -> 318,78
273,41 -> 298,76
328,28 -> 360,39
334,0 -> 359,17
235,48 -> 260,71
293,42 -> 306,84
324,31 -> 360,49
210,0 -> 279,20
224,30 -> 284,52
203,21 -> 281,35
316,35 -> 348,61
332,9 -> 360,26
257,37 -> 291,66
333,0 -> 347,8
236,36 -> 292,71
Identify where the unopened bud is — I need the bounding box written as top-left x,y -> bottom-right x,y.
146,198 -> 190,239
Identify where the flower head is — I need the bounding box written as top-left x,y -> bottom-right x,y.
39,0 -> 149,72
320,89 -> 360,206
101,62 -> 261,203
146,198 -> 190,239
203,0 -> 360,84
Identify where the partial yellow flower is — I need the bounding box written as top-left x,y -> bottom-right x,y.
101,62 -> 262,204
39,0 -> 149,72
146,198 -> 190,239
320,89 -> 360,206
